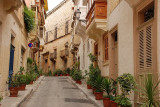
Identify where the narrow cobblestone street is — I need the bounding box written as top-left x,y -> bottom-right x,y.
20,77 -> 96,107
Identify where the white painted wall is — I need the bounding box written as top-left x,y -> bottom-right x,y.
108,0 -> 134,76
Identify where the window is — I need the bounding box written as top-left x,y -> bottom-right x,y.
65,21 -> 69,34
144,7 -> 154,22
138,24 -> 152,72
46,32 -> 48,43
104,36 -> 109,61
21,47 -> 25,66
54,27 -> 57,39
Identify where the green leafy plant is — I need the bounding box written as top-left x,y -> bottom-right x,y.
117,73 -> 135,96
88,64 -> 101,88
9,75 -> 20,87
88,53 -> 97,62
116,73 -> 135,107
17,74 -> 27,85
92,75 -> 104,92
102,77 -> 112,98
72,70 -> 83,81
115,95 -> 132,107
47,69 -> 52,76
24,7 -> 35,33
140,74 -> 160,107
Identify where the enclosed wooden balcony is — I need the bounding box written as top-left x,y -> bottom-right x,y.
50,51 -> 57,61
86,0 -> 108,40
60,49 -> 69,59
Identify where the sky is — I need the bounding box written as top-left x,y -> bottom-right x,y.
47,0 -> 64,12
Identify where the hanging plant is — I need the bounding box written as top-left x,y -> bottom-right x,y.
23,7 -> 35,33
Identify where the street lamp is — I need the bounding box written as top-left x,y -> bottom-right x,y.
76,9 -> 81,19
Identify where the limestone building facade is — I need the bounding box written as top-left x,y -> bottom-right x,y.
43,0 -> 79,72
0,0 -> 30,97
73,0 -> 160,105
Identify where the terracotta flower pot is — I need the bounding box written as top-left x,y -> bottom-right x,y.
18,84 -> 26,91
92,88 -> 96,94
103,97 -> 111,107
30,81 -> 33,84
87,84 -> 92,89
94,91 -> 103,100
76,80 -> 82,84
111,101 -> 117,107
10,87 -> 18,97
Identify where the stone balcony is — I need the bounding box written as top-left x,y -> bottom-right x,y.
4,0 -> 22,13
60,49 -> 69,60
50,52 -> 57,61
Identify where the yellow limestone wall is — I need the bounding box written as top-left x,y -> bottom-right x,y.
0,3 -> 29,97
43,0 -> 77,72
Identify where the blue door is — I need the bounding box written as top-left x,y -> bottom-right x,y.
8,44 -> 15,87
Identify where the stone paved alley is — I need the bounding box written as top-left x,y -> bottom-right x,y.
20,77 -> 96,107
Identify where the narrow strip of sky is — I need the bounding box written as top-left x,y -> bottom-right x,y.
47,0 -> 64,12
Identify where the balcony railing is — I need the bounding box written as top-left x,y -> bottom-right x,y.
60,49 -> 69,59
50,52 -> 57,61
86,0 -> 107,28
32,42 -> 40,52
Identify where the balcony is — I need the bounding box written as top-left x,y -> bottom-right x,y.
60,49 -> 69,60
71,44 -> 79,54
125,0 -> 144,7
32,42 -> 40,52
4,0 -> 21,13
50,52 -> 57,61
86,0 -> 108,40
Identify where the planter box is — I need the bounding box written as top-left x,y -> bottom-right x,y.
76,80 -> 82,84
110,101 -> 117,107
10,87 -> 18,97
30,81 -> 33,84
87,84 -> 92,89
94,91 -> 103,100
103,97 -> 111,107
18,84 -> 26,91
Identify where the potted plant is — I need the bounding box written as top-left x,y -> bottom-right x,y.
9,75 -> 19,97
115,95 -> 131,107
86,79 -> 92,89
17,74 -> 27,91
88,65 -> 101,94
102,77 -> 112,107
92,75 -> 104,100
139,74 -> 160,107
72,70 -> 83,84
116,73 -> 135,107
66,68 -> 70,76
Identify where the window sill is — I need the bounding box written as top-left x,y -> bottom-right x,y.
103,60 -> 109,66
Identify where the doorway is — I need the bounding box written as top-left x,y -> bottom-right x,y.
110,30 -> 118,79
8,44 -> 15,86
94,43 -> 98,67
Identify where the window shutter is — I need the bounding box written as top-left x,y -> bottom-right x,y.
139,30 -> 145,70
146,25 -> 152,69
138,23 -> 153,72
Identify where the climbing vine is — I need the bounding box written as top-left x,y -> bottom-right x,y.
24,7 -> 35,33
